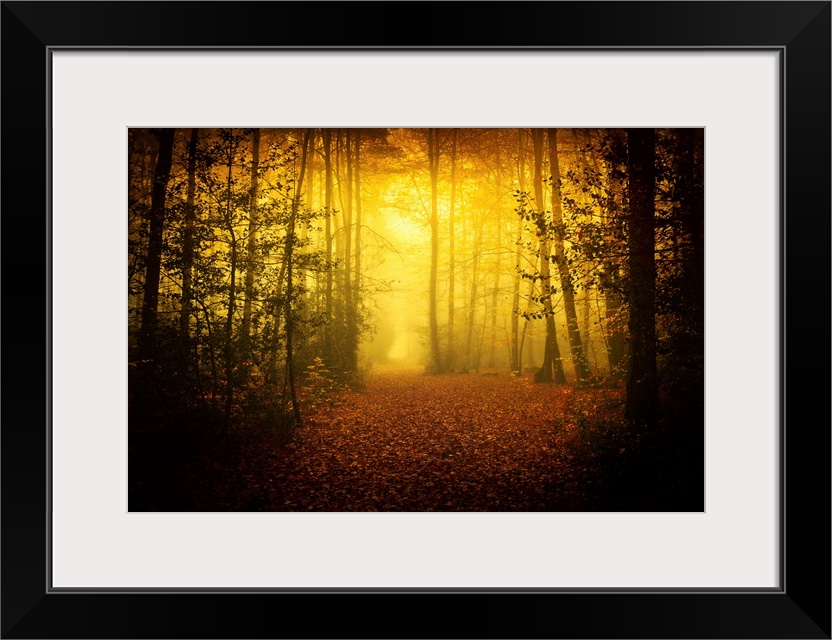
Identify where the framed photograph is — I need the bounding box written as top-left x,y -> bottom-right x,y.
4,1 -> 829,638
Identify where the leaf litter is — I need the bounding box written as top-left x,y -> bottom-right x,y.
190,369 -> 628,512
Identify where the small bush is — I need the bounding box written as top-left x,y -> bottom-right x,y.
299,357 -> 349,411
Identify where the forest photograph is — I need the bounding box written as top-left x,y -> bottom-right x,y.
128,127 -> 704,512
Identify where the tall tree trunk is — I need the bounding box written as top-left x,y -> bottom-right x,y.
298,129 -> 315,303
548,128 -> 590,385
525,318 -> 536,368
343,130 -> 356,372
285,129 -> 313,426
241,128 -> 260,355
489,215 -> 501,368
475,295 -> 488,372
323,129 -> 334,362
223,136 -> 238,435
464,223 -> 482,372
624,128 -> 658,426
510,129 -> 525,373
447,128 -> 457,371
680,128 -> 705,342
510,217 -> 524,374
522,248 -> 542,372
269,131 -> 313,381
305,130 -> 315,211
531,129 -> 565,383
268,242 -> 289,383
582,288 -> 592,361
353,130 -> 362,341
128,135 -> 155,289
139,128 -> 175,361
180,128 -> 198,339
427,128 -> 444,373
334,130 -> 345,338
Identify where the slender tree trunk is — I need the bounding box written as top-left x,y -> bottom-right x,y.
268,254 -> 290,383
447,128 -> 457,371
510,129 -> 525,373
531,129 -> 565,383
489,217 -> 501,368
476,296 -> 488,372
334,130 -> 345,338
517,320 -> 526,373
681,128 -> 705,342
180,128 -> 198,339
298,129 -> 315,302
128,135 -> 155,289
353,130 -> 362,341
548,128 -> 590,385
305,129 -> 315,213
624,128 -> 658,426
464,223 -> 482,372
269,131 -> 313,381
582,288 -> 591,356
427,128 -> 443,373
524,249 -> 541,371
343,130 -> 356,372
223,137 -> 238,435
194,296 -> 218,400
139,128 -> 175,361
241,128 -> 260,355
323,129 -> 333,362
525,319 -> 536,368
285,129 -> 313,426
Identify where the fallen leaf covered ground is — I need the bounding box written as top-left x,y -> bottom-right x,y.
130,367 -> 702,512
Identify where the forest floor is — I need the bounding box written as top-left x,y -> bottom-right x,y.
129,366 -> 703,512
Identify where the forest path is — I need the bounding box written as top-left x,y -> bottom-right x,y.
200,368 -> 617,511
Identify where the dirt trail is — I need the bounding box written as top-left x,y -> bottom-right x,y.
198,368 -> 607,511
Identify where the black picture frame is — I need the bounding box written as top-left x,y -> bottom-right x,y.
3,2 -> 829,638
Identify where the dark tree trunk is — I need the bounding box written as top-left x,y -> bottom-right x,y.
223,136 -> 238,435
333,130 -> 345,340
343,130 -> 356,372
285,129 -> 313,426
548,128 -> 591,386
464,224 -> 482,373
581,288 -> 592,365
489,213 -> 501,368
680,128 -> 705,342
353,130 -> 362,346
510,129 -> 525,373
624,128 -> 658,426
139,127 -> 175,361
447,128 -> 457,372
241,128 -> 260,354
531,129 -> 565,384
180,128 -> 198,339
323,129 -> 334,362
304,128 -> 315,241
427,128 -> 444,373
296,129 -> 315,305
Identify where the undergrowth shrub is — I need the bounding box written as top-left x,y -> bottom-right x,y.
299,357 -> 350,411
